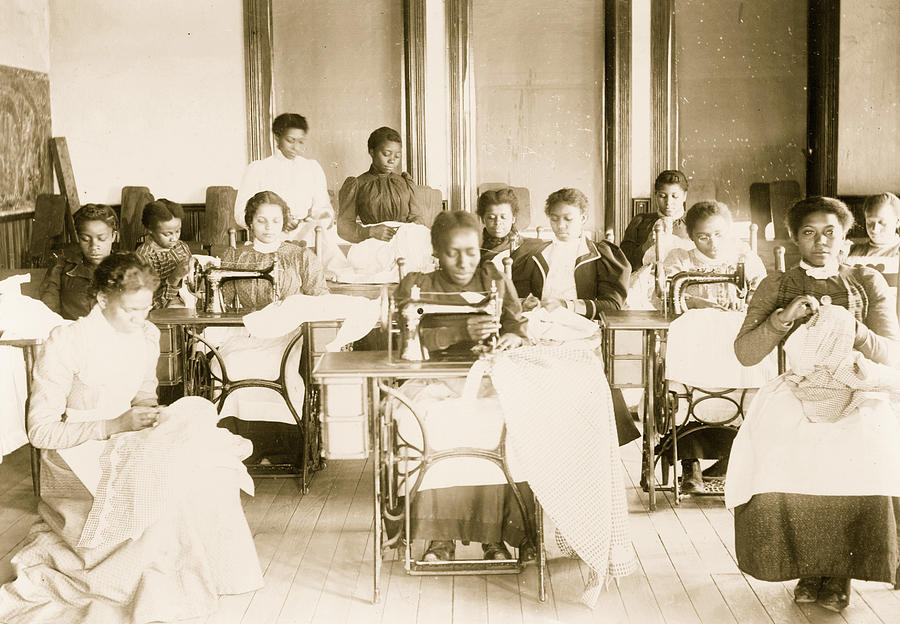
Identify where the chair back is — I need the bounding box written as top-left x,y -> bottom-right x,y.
120,186 -> 154,251
201,186 -> 239,249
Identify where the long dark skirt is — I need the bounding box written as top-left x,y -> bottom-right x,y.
411,483 -> 535,547
735,492 -> 900,585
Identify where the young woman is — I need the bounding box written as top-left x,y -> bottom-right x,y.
477,187 -> 533,270
0,254 -> 261,622
134,199 -> 192,308
393,210 -> 527,561
337,126 -> 423,243
727,196 -> 900,612
216,190 -> 328,464
234,113 -> 333,249
620,170 -> 691,270
513,188 -> 630,320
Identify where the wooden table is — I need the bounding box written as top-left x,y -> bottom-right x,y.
600,309 -> 672,510
312,351 -> 546,604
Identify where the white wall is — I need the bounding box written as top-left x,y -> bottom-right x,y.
48,0 -> 247,204
0,0 -> 49,73
631,0 -> 652,199
838,1 -> 900,194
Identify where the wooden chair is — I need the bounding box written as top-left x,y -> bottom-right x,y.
476,184 -> 531,231
203,186 -> 240,258
120,186 -> 154,251
749,181 -> 801,240
28,194 -> 67,268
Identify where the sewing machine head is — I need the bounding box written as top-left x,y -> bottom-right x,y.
665,261 -> 747,316
189,256 -> 281,315
387,281 -> 502,362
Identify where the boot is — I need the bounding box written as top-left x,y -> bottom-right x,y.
680,459 -> 705,493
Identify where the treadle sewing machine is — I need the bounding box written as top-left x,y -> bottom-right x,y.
185,256 -> 281,314
385,281 -> 502,362
663,262 -> 748,316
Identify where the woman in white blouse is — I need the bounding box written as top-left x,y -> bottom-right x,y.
234,113 -> 334,251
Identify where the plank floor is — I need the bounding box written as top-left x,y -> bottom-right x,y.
0,442 -> 897,624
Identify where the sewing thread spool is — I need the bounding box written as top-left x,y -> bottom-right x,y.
502,256 -> 513,279
396,257 -> 406,281
774,246 -> 786,272
749,223 -> 759,253
228,228 -> 237,248
314,225 -> 323,258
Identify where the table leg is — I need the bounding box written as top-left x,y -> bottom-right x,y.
643,330 -> 656,511
369,377 -> 383,603
23,346 -> 39,497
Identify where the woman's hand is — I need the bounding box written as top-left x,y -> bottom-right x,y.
777,295 -> 820,324
521,294 -> 540,312
369,224 -> 398,242
466,316 -> 501,341
110,406 -> 160,435
541,298 -> 566,312
495,333 -> 523,351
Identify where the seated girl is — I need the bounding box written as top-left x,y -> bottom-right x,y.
726,196 -> 900,612
393,211 -> 527,562
848,192 -> 900,273
511,188 -> 639,446
655,201 -> 772,492
0,253 -> 261,622
512,188 -> 630,320
620,170 -> 691,270
337,126 -> 423,244
214,190 -> 327,464
477,187 -> 534,270
134,199 -> 192,309
39,204 -> 118,320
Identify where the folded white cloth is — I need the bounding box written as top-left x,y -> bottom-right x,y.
523,307 -> 600,343
242,293 -> 380,350
334,222 -> 434,284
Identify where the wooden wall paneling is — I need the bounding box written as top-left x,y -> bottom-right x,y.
49,137 -> 80,241
605,0 -> 632,239
807,0 -> 840,197
650,0 -> 676,181
446,0 -> 476,212
403,0 -> 427,184
244,0 -> 275,163
0,212 -> 32,270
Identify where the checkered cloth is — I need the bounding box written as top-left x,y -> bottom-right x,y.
785,304 -> 900,423
489,344 -> 636,608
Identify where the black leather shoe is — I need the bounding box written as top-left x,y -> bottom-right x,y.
423,540 -> 456,562
681,459 -> 705,493
794,577 -> 822,603
817,577 -> 850,612
482,542 -> 512,560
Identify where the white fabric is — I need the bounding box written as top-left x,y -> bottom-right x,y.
800,258 -> 840,279
523,306 -> 601,343
252,238 -> 281,254
666,309 -> 778,388
542,237 -> 586,301
625,263 -> 657,310
78,396 -> 254,549
725,328 -> 900,509
242,293 -> 379,349
0,280 -> 68,457
640,231 -> 694,266
334,222 -> 435,284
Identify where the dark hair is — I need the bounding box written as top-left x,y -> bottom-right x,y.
272,113 -> 309,136
367,126 -> 402,152
684,201 -> 732,237
654,170 -> 689,192
545,188 -> 588,216
786,196 -> 854,238
141,199 -> 184,229
476,188 -> 519,219
244,190 -> 292,230
74,204 -> 118,234
431,211 -> 482,252
863,192 -> 900,218
92,252 -> 160,299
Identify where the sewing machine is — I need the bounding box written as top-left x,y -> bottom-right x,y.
665,262 -> 748,316
385,282 -> 502,362
187,256 -> 281,315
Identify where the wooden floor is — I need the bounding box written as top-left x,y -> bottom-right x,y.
1,442 -> 898,624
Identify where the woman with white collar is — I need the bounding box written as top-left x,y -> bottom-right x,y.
512,188 -> 630,320
234,113 -> 334,251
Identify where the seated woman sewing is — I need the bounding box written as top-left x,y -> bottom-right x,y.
654,201 -> 773,491
0,253 -> 261,623
393,210 -> 528,562
215,190 -> 327,464
726,196 -> 900,613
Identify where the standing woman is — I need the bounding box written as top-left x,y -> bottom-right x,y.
727,196 -> 900,612
234,113 -> 333,249
337,126 -> 423,243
